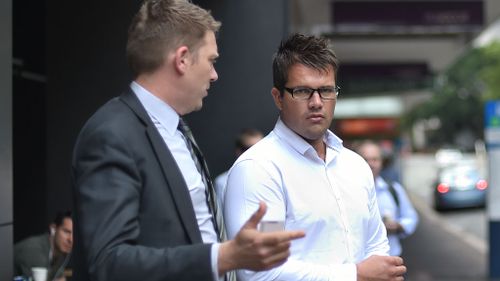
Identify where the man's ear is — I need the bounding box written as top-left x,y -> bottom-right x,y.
174,46 -> 190,74
271,87 -> 283,111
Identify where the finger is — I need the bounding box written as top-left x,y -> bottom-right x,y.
388,264 -> 406,279
391,255 -> 404,266
260,239 -> 291,253
398,265 -> 407,275
242,202 -> 267,229
260,249 -> 291,270
261,230 -> 305,246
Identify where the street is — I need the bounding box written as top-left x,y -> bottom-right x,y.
401,153 -> 488,281
402,203 -> 487,281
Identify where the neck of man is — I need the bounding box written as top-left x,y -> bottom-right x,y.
309,139 -> 326,161
135,72 -> 188,115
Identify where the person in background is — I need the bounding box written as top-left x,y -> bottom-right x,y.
214,128 -> 263,208
14,211 -> 73,281
224,33 -> 406,281
71,0 -> 305,280
357,140 -> 419,256
379,139 -> 401,183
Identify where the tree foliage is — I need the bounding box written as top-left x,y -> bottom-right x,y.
403,41 -> 500,148
480,42 -> 500,101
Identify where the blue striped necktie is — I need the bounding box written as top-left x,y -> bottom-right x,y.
178,118 -> 237,281
177,117 -> 226,242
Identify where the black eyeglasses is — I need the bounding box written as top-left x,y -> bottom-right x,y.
284,86 -> 340,100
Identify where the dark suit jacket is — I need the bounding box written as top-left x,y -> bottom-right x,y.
72,87 -> 213,281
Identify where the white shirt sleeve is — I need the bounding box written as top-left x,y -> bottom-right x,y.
211,243 -> 225,281
364,177 -> 391,257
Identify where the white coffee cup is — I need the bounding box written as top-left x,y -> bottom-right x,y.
31,267 -> 48,281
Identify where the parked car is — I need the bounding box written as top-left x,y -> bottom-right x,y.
433,162 -> 488,211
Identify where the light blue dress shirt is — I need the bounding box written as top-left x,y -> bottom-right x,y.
375,176 -> 419,256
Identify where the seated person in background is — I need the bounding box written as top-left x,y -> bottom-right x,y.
357,140 -> 419,256
14,210 -> 73,281
214,128 -> 263,208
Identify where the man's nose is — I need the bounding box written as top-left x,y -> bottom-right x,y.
210,68 -> 218,82
308,92 -> 323,108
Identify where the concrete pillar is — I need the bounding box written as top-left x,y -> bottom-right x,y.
0,0 -> 14,278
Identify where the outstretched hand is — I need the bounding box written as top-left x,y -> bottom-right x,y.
218,202 -> 305,275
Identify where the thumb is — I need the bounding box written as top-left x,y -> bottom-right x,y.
242,201 -> 267,229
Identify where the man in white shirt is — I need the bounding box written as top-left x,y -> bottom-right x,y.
224,33 -> 407,281
357,140 -> 419,256
71,1 -> 304,280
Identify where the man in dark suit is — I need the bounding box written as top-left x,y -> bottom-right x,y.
71,0 -> 305,280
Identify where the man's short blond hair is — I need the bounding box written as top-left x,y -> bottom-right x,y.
126,0 -> 221,78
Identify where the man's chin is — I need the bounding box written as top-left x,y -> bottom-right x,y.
60,247 -> 72,254
193,102 -> 203,112
180,103 -> 203,115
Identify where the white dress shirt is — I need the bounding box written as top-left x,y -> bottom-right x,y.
214,170 -> 229,209
131,82 -> 220,281
224,118 -> 389,281
375,176 -> 419,256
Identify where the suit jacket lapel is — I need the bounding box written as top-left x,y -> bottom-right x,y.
120,88 -> 203,244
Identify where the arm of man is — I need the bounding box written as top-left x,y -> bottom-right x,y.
364,174 -> 391,256
393,182 -> 419,237
14,237 -> 50,278
72,122 -> 213,281
357,174 -> 406,281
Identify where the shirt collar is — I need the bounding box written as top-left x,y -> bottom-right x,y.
131,81 -> 180,136
273,117 -> 343,156
375,176 -> 390,189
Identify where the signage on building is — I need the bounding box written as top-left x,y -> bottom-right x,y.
485,100 -> 500,220
485,100 -> 500,147
485,100 -> 500,278
332,1 -> 484,33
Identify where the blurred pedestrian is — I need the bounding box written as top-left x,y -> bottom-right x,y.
71,0 -> 304,280
357,140 -> 419,256
214,128 -> 263,208
224,33 -> 406,281
379,140 -> 401,183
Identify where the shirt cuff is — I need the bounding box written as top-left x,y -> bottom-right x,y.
211,243 -> 224,281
